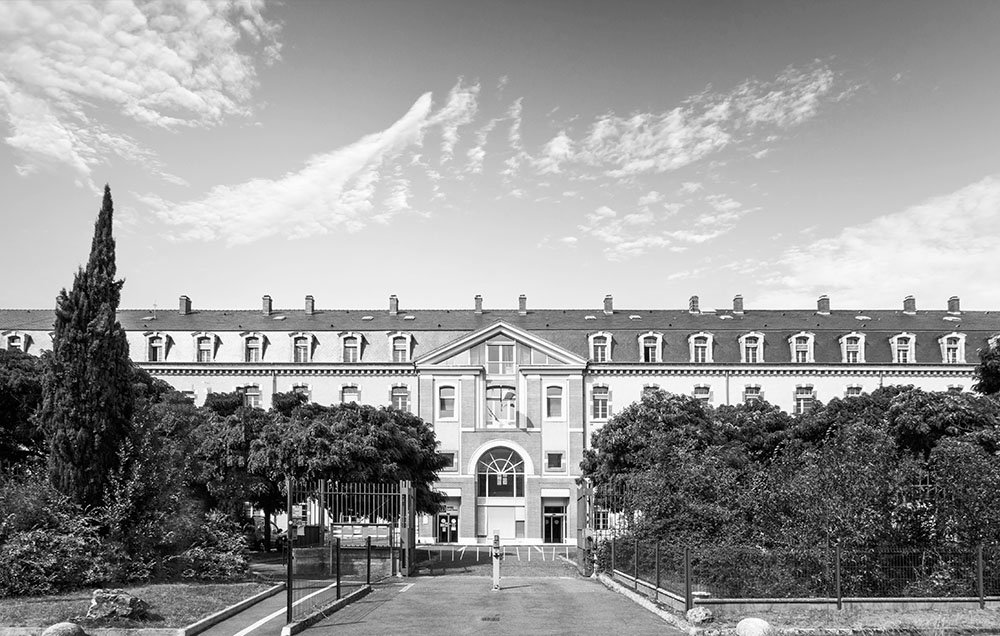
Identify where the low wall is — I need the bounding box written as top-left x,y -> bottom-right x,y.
293,546 -> 395,580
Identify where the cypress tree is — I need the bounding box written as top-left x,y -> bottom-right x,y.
43,185 -> 135,507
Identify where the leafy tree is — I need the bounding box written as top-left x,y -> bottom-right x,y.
886,388 -> 1000,457
973,339 -> 1000,395
203,390 -> 245,417
249,402 -> 449,514
714,399 -> 793,464
41,186 -> 135,507
271,389 -> 307,417
0,349 -> 46,466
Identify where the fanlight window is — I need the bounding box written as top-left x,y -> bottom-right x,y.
476,447 -> 525,498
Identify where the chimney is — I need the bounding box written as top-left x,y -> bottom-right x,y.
903,295 -> 916,315
948,296 -> 961,314
305,295 -> 315,315
817,295 -> 831,315
262,295 -> 272,316
474,294 -> 483,314
179,295 -> 191,315
389,294 -> 399,315
733,294 -> 744,314
518,294 -> 527,315
689,295 -> 700,314
603,295 -> 614,315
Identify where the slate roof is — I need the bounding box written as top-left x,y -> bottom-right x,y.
2,306 -> 997,364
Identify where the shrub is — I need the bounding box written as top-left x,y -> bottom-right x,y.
169,510 -> 249,581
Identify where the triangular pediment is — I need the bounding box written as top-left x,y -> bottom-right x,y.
414,320 -> 587,368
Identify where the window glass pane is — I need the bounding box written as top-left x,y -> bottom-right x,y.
546,386 -> 562,418
439,386 -> 456,418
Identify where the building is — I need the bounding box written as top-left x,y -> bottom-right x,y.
2,293 -> 996,545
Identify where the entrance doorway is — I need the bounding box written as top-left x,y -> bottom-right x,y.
437,513 -> 458,543
543,505 -> 566,543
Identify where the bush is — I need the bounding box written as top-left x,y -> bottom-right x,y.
169,510 -> 249,581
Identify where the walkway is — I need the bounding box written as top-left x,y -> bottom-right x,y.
308,547 -> 684,636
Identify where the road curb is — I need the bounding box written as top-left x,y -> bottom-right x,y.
597,572 -> 695,634
180,582 -> 286,636
279,586 -> 372,636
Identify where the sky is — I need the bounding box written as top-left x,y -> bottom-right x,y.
1,0 -> 999,313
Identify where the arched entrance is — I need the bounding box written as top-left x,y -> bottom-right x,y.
475,446 -> 525,539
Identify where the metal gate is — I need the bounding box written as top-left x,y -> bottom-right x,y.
284,479 -> 416,623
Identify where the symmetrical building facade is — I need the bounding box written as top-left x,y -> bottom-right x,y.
2,292 -> 996,545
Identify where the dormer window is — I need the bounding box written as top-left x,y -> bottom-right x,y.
243,334 -> 263,362
6,334 -> 22,352
146,334 -> 167,362
341,333 -> 362,363
788,332 -> 815,363
388,332 -> 414,363
194,333 -> 216,362
891,333 -> 915,364
589,332 -> 612,362
486,342 -> 515,374
688,332 -> 714,363
839,332 -> 866,364
939,333 -> 966,364
638,332 -> 663,363
292,335 -> 311,363
739,332 -> 764,363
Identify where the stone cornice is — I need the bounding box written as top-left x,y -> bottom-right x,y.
585,364 -> 977,378
136,362 -> 416,377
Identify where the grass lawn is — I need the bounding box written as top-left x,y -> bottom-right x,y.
0,582 -> 274,628
699,606 -> 1000,632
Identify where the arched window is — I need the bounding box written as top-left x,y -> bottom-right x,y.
840,332 -> 866,364
342,334 -> 360,362
938,332 -> 966,364
476,447 -> 525,498
194,333 -> 216,362
739,332 -> 764,363
788,332 -> 815,363
688,332 -> 714,363
292,335 -> 311,363
890,333 -> 916,364
242,333 -> 265,362
637,332 -> 663,363
589,332 -> 612,362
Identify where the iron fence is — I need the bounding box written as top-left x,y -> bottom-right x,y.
602,537 -> 1000,610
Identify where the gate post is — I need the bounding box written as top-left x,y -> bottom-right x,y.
684,546 -> 693,612
285,476 -> 293,625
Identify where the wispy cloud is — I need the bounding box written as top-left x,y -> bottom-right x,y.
752,176 -> 1000,307
0,0 -> 279,186
434,80 -> 479,163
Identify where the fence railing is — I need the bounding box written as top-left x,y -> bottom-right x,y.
602,537 -> 1000,611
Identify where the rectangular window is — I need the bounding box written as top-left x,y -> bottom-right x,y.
197,336 -> 213,362
694,338 -> 708,363
546,452 -> 565,471
592,337 -> 608,363
343,336 -> 359,363
242,386 -> 261,409
342,385 -> 360,404
592,387 -> 609,419
438,386 -> 456,419
147,336 -> 164,362
794,386 -> 814,415
440,452 -> 456,471
743,385 -> 761,404
642,337 -> 658,363
293,337 -> 310,363
391,386 -> 409,411
486,343 -> 515,374
546,386 -> 563,418
486,386 -> 517,427
7,335 -> 23,352
181,390 -> 196,403
245,336 -> 261,362
292,384 -> 311,400
392,337 -> 408,363
945,338 -> 960,364
845,337 -> 860,364
593,508 -> 609,531
794,337 -> 809,363
744,337 -> 759,364
693,385 -> 711,403
845,385 -> 863,398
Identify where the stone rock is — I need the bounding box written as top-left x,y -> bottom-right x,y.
686,606 -> 714,625
736,617 -> 772,636
85,589 -> 150,620
41,622 -> 86,636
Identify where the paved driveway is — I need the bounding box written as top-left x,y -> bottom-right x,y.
310,550 -> 684,636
